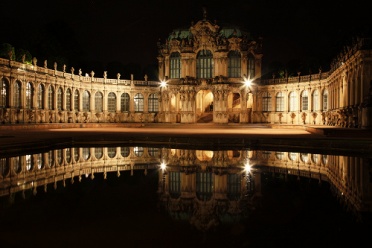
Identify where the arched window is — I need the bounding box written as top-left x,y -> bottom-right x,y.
262,151 -> 271,160
57,149 -> 63,165
95,92 -> 103,112
228,50 -> 241,78
134,93 -> 144,112
196,172 -> 213,201
170,52 -> 181,79
289,91 -> 297,112
82,147 -> 90,160
25,82 -> 33,109
301,90 -> 308,111
13,156 -> 21,174
289,152 -> 297,161
37,84 -> 44,109
1,78 -> 9,108
74,148 -> 79,162
65,148 -> 71,163
121,93 -> 130,112
121,147 -> 130,157
247,53 -> 255,79
322,90 -> 328,111
26,154 -> 33,171
36,153 -> 43,170
311,154 -> 319,164
275,152 -> 284,160
13,81 -> 21,108
83,90 -> 90,111
57,87 -> 63,110
48,85 -> 54,110
66,88 -> 72,111
148,147 -> 159,157
134,146 -> 144,157
74,90 -> 79,111
107,92 -> 116,112
276,92 -> 284,112
196,49 -> 213,79
227,174 -> 241,200
148,93 -> 158,112
312,90 -> 319,111
94,147 -> 103,159
48,150 -> 54,168
107,147 -> 116,158
0,158 -> 9,176
169,171 -> 181,198
300,153 -> 308,163
321,154 -> 328,165
262,92 -> 271,112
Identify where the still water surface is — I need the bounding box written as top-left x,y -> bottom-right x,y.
0,145 -> 371,248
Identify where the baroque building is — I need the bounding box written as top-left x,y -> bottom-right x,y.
1,146 -> 371,228
1,12 -> 372,127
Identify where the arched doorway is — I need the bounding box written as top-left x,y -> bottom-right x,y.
227,92 -> 241,123
196,90 -> 213,123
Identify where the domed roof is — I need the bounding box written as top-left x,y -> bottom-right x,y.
167,27 -> 191,40
218,23 -> 251,39
167,21 -> 251,41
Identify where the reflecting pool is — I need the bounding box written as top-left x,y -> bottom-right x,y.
0,145 -> 371,247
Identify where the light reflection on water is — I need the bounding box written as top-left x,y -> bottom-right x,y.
0,145 -> 371,247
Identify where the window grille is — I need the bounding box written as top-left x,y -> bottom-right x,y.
14,81 -> 21,108
48,86 -> 54,110
74,90 -> 79,111
262,92 -> 271,112
95,92 -> 103,113
312,90 -> 319,111
121,93 -> 130,112
276,92 -> 284,112
57,87 -> 63,111
289,91 -> 297,112
66,89 -> 71,111
228,50 -> 241,78
38,84 -> 44,109
0,79 -> 8,107
134,93 -> 144,112
301,90 -> 308,111
148,93 -> 158,112
26,83 -> 33,109
108,92 -> 116,112
83,91 -> 90,112
196,50 -> 213,79
170,52 -> 181,79
322,90 -> 328,111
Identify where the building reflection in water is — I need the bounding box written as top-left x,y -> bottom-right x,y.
1,146 -> 371,231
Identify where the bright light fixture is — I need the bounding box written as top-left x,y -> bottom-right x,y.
244,78 -> 252,87
244,162 -> 251,173
160,162 -> 166,171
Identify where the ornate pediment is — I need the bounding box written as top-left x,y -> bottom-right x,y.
228,36 -> 242,51
190,20 -> 220,47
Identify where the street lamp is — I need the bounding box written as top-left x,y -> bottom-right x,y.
243,77 -> 252,88
159,80 -> 167,115
160,80 -> 167,88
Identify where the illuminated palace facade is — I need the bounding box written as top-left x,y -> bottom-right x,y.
1,14 -> 372,127
1,146 -> 371,228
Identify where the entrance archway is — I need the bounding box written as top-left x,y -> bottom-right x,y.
196,90 -> 213,123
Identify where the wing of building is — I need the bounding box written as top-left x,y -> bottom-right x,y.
1,12 -> 372,128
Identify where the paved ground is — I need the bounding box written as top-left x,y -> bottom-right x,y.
0,123 -> 372,156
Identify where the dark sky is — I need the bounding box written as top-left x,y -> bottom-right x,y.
0,0 -> 370,77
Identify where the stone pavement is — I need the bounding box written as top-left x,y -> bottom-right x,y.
0,123 -> 372,156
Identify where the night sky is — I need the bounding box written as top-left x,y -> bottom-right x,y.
0,0 -> 370,79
